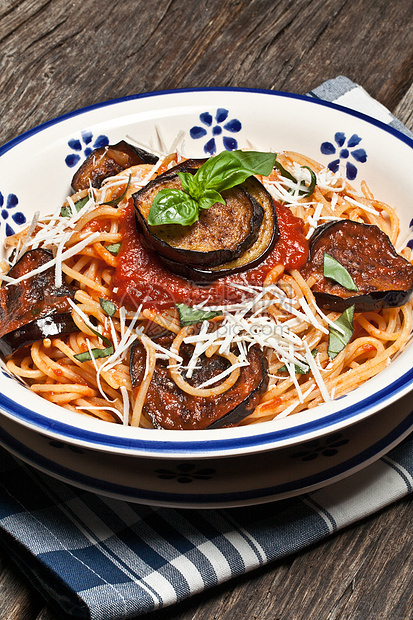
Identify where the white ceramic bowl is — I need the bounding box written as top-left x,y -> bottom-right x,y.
0,88 -> 412,506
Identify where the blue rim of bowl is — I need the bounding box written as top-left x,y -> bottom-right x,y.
0,87 -> 413,456
1,87 -> 413,157
1,364 -> 413,455
1,405 -> 412,506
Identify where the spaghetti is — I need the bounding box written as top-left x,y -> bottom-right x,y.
1,149 -> 412,429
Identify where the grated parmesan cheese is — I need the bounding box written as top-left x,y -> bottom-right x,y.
173,284 -> 332,401
1,232 -> 101,286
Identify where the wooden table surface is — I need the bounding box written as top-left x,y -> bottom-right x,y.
1,0 -> 413,618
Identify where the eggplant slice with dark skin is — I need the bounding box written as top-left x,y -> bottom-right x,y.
71,140 -> 159,191
0,248 -> 78,355
130,334 -> 268,430
301,219 -> 413,312
158,174 -> 279,281
133,158 -> 279,279
133,164 -> 265,268
0,313 -> 78,357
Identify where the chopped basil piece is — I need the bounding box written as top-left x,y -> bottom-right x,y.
323,253 -> 358,291
300,165 -> 317,196
74,345 -> 114,362
60,194 -> 90,218
328,305 -> 355,359
176,303 -> 223,326
68,308 -> 113,362
101,175 -> 131,206
148,150 -> 277,227
73,321 -> 113,362
82,321 -> 112,348
105,242 -> 121,255
273,159 -> 296,183
279,349 -> 318,374
99,298 -> 117,317
274,156 -> 316,197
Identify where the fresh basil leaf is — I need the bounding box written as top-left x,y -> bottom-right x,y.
70,306 -> 113,356
274,158 -> 316,197
229,150 -> 277,176
279,349 -> 318,374
273,160 -> 297,183
148,189 -> 199,226
323,253 -> 359,291
198,189 -> 226,211
301,166 -> 317,196
328,305 -> 355,359
105,242 -> 121,255
177,171 -> 198,197
101,175 -> 131,206
82,322 -> 112,348
177,303 -> 223,326
194,150 -> 277,193
73,317 -> 114,362
148,150 -> 277,227
60,194 -> 90,218
99,298 -> 117,317
74,345 -> 114,362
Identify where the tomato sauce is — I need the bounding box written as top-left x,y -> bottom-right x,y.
112,201 -> 308,310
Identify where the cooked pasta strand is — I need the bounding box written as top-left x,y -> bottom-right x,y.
3,151 -> 412,428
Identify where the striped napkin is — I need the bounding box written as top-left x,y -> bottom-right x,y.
0,78 -> 412,619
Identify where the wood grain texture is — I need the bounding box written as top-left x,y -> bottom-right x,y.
0,0 -> 413,618
144,498 -> 413,620
395,83 -> 413,131
0,557 -> 42,619
1,0 -> 413,145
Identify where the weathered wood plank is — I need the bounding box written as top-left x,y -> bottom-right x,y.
1,0 -> 412,147
0,0 -> 412,618
141,497 -> 413,620
0,557 -> 43,619
394,82 -> 413,131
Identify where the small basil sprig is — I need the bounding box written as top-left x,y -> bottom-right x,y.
328,305 -> 355,359
74,323 -> 114,362
105,242 -> 121,255
101,175 -> 131,206
148,150 -> 277,227
278,349 -> 318,374
60,194 -> 91,218
74,345 -> 114,362
274,156 -> 316,197
177,303 -> 222,326
99,298 -> 117,317
323,253 -> 358,291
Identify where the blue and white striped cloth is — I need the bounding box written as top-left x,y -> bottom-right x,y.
0,78 -> 412,619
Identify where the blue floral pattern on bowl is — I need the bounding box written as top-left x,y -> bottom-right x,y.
190,108 -> 242,155
65,131 -> 109,168
320,132 -> 367,180
0,192 -> 26,236
289,432 -> 349,461
155,463 -> 216,484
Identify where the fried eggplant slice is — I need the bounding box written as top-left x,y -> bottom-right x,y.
0,248 -> 78,353
0,313 -> 77,356
133,165 -> 264,268
159,175 -> 279,281
130,336 -> 268,430
71,140 -> 158,191
301,220 -> 413,312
